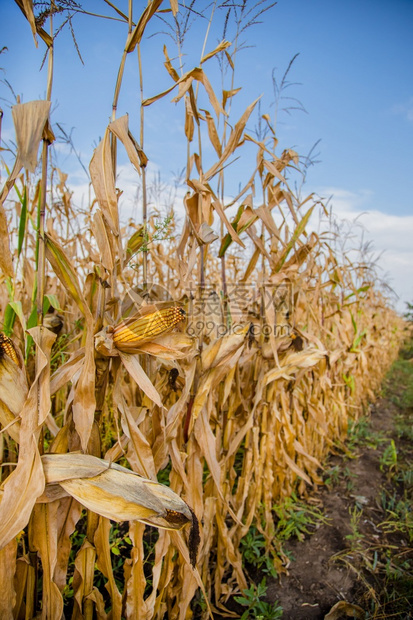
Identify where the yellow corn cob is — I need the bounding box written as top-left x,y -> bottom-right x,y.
113,306 -> 185,349
0,333 -> 19,366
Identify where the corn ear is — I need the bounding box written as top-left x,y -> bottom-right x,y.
0,333 -> 28,442
113,306 -> 186,350
41,453 -> 200,566
0,333 -> 20,366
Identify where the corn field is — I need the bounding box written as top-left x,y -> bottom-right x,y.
0,1 -> 403,619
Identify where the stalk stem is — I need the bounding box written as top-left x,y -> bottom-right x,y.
36,5 -> 54,324
138,42 -> 148,292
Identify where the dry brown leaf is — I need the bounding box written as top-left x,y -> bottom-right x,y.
201,325 -> 249,370
53,497 -> 83,591
201,108 -> 222,157
119,351 -> 163,408
92,210 -> 116,271
0,538 -> 17,619
201,40 -> 231,64
108,115 -> 147,172
324,600 -> 365,620
12,101 -> 52,172
73,327 -> 96,452
125,0 -> 164,53
72,540 -> 97,619
204,97 -> 260,180
212,200 -> 245,250
133,332 -> 195,360
94,518 -> 122,619
30,503 -> 64,620
114,379 -> 157,480
0,327 -> 55,548
89,129 -> 119,235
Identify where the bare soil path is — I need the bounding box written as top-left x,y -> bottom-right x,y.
267,375 -> 413,619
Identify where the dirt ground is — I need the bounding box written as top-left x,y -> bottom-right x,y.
264,396 -> 413,619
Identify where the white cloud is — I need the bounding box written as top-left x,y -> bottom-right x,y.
315,186 -> 413,313
392,97 -> 413,123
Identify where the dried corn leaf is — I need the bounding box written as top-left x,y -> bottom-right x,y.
324,600 -> 365,620
204,97 -> 260,181
94,518 -> 122,619
0,200 -> 13,277
30,503 -> 64,620
45,234 -> 90,318
53,497 -> 83,591
89,129 -> 119,235
50,349 -> 84,395
0,538 -> 17,619
14,0 -> 52,46
173,67 -> 225,117
72,540 -> 97,619
201,40 -> 231,64
73,327 -> 96,452
133,332 -> 195,359
201,108 -> 222,157
273,204 -> 316,272
264,347 -> 326,385
114,382 -> 157,480
125,0 -> 164,52
119,352 -> 163,408
92,210 -> 116,271
212,199 -> 246,249
108,115 -> 147,171
0,327 -> 55,548
201,325 -> 249,370
12,100 -> 52,172
223,86 -> 242,109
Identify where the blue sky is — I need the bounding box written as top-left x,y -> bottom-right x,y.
1,0 -> 413,310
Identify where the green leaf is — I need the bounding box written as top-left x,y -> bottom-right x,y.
45,234 -> 89,318
44,293 -> 63,313
350,310 -> 357,335
274,204 -> 315,272
9,301 -> 26,331
17,185 -> 28,258
3,303 -> 16,336
25,305 -> 38,361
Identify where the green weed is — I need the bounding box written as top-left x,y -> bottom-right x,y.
347,417 -> 385,452
273,493 -> 328,542
345,505 -> 365,550
240,526 -> 278,578
234,578 -> 283,620
380,440 -> 398,473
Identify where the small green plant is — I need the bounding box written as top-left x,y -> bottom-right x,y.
383,354 -> 413,410
140,214 -> 174,253
323,464 -> 358,492
380,440 -> 398,473
234,578 -> 283,620
240,526 -> 278,577
380,493 -> 413,543
347,417 -> 385,452
324,465 -> 341,489
345,505 -> 365,550
273,493 -> 328,541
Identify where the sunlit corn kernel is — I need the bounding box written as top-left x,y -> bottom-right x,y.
0,333 -> 19,366
113,306 -> 185,348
